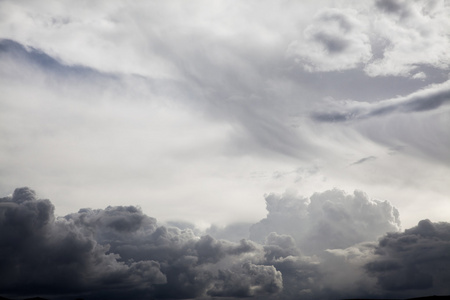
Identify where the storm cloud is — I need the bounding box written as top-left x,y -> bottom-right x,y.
0,188 -> 166,299
365,219 -> 450,295
0,188 -> 284,299
3,187 -> 447,300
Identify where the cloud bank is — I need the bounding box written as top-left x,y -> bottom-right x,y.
1,187 -> 449,299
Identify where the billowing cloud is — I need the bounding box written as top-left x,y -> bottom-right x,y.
249,188 -> 401,255
0,188 -> 166,299
286,1 -> 450,77
2,187 -> 450,299
0,188 -> 283,299
366,0 -> 450,77
324,219 -> 450,299
365,219 -> 450,295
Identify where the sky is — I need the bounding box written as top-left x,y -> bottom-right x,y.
0,0 -> 449,299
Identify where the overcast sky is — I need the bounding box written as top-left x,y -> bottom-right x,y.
1,1 -> 449,299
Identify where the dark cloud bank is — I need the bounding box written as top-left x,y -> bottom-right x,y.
1,188 -> 449,300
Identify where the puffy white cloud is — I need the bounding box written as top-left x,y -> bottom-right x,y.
286,0 -> 450,77
366,0 -> 450,77
249,188 -> 401,254
287,8 -> 372,72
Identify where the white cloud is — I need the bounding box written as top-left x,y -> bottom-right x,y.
365,0 -> 450,77
249,188 -> 401,254
287,8 -> 372,72
412,71 -> 427,80
284,0 -> 450,77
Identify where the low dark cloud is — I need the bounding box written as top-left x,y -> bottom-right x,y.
0,188 -> 166,299
0,188 -> 281,299
1,187 -> 449,299
365,219 -> 450,295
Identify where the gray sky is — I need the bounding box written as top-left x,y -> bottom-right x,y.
1,1 -> 450,299
1,0 -> 449,229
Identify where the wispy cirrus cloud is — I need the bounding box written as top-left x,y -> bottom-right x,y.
312,80 -> 450,122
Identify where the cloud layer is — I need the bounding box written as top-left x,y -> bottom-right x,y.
1,187 -> 449,299
0,188 -> 280,299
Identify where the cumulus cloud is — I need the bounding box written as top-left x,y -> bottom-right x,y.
0,188 -> 166,299
366,0 -> 450,77
286,1 -> 450,77
365,219 -> 450,295
249,188 -> 401,255
0,188 -> 283,299
322,219 -> 450,298
2,187 -> 450,299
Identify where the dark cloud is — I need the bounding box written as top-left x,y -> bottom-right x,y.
365,219 -> 450,295
0,188 -> 166,299
0,187 -> 283,299
207,263 -> 283,297
62,206 -> 283,299
2,187 -> 449,299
